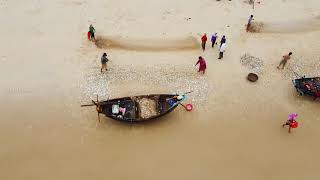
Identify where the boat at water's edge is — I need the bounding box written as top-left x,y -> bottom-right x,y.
83,94 -> 187,122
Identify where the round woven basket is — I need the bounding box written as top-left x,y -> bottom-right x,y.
247,73 -> 258,82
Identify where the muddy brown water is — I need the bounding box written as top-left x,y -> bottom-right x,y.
94,36 -> 200,51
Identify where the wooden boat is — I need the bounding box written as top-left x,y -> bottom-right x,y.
293,77 -> 320,99
82,94 -> 188,122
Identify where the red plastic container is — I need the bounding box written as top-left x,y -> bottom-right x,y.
186,104 -> 193,111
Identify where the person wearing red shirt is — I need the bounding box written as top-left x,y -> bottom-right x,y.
201,33 -> 207,51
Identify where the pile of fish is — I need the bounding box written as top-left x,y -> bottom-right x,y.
80,63 -> 213,105
240,53 -> 264,74
136,98 -> 158,119
284,56 -> 320,79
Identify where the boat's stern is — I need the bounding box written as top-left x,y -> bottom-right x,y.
292,79 -> 305,95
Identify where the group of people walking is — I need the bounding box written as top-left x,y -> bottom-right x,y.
195,33 -> 227,74
201,33 -> 227,59
195,14 -> 294,74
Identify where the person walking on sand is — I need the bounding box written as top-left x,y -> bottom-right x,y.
220,35 -> 226,47
282,113 -> 299,133
195,56 -> 207,74
246,15 -> 254,32
211,33 -> 218,48
201,33 -> 208,51
89,24 -> 96,41
277,52 -> 292,69
100,53 -> 109,72
218,43 -> 227,59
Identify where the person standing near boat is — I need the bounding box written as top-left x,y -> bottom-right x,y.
211,33 -> 218,48
89,24 -> 96,41
100,53 -> 108,72
195,56 -> 207,74
201,33 -> 208,51
220,35 -> 226,47
218,43 -> 227,59
277,52 -> 292,69
246,15 -> 254,32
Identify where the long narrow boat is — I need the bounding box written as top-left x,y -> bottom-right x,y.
82,94 -> 187,122
293,77 -> 320,99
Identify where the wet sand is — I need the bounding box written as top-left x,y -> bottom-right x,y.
1,0 -> 320,180
95,36 -> 200,51
260,16 -> 320,33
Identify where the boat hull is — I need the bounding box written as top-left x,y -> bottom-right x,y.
293,77 -> 320,98
98,94 -> 185,122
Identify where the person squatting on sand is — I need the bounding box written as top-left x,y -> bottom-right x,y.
100,53 -> 109,72
195,56 -> 207,74
220,35 -> 226,47
277,52 -> 292,69
211,33 -> 218,48
218,43 -> 227,59
89,24 -> 96,41
246,15 -> 254,32
201,33 -> 208,51
282,113 -> 299,133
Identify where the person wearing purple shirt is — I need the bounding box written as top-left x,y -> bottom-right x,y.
247,15 -> 254,32
211,33 -> 218,48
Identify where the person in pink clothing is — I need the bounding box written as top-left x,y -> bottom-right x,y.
195,56 -> 207,74
282,113 -> 299,133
